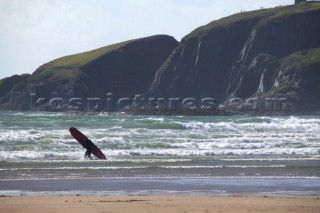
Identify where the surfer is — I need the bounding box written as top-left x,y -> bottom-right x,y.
70,127 -> 106,159
83,136 -> 94,159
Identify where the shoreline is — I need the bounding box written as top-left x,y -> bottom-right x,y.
1,177 -> 319,196
1,195 -> 320,213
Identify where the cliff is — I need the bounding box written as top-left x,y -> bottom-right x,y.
0,35 -> 178,111
147,2 -> 320,114
1,2 -> 319,114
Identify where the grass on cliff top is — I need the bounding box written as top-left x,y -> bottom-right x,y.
38,40 -> 133,78
46,40 -> 131,69
283,48 -> 320,69
184,2 -> 320,40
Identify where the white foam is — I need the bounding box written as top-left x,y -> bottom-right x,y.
1,113 -> 320,160
134,117 -> 165,122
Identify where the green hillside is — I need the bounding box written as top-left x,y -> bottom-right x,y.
36,40 -> 133,78
282,48 -> 320,69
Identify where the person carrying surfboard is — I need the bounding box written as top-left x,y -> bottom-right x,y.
69,127 -> 106,160
83,136 -> 94,159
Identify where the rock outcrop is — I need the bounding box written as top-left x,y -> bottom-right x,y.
0,74 -> 31,110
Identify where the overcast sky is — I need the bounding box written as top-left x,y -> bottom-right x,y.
0,0 -> 294,79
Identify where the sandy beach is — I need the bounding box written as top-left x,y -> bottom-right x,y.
1,195 -> 320,213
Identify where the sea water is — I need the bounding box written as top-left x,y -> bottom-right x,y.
0,112 -> 320,195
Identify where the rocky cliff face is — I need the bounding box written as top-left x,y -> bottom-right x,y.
0,35 -> 178,110
0,74 -> 31,99
148,17 -> 261,101
147,3 -> 320,114
0,74 -> 31,110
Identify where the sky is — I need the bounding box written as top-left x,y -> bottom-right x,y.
0,0 -> 294,79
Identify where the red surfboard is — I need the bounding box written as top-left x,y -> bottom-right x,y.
69,127 -> 106,159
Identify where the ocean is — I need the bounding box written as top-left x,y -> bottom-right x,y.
0,112 -> 319,195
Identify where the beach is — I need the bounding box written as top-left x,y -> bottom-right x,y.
1,1 -> 320,212
2,195 -> 320,213
1,112 -> 319,212
1,178 -> 320,213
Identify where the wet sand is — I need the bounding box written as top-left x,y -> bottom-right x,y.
1,195 -> 320,213
2,178 -> 320,195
